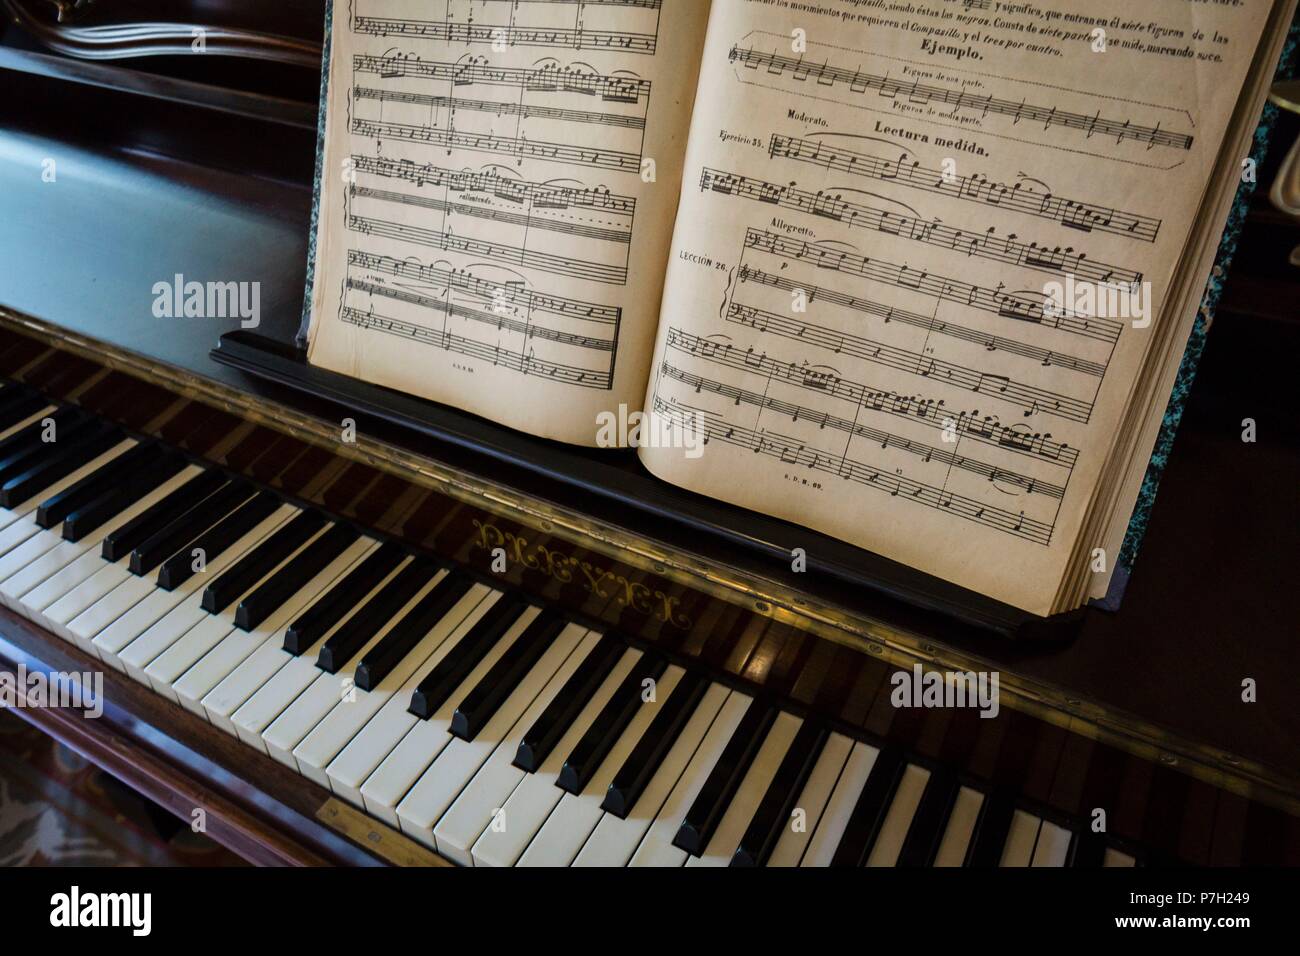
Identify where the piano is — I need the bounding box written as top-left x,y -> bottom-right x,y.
0,0 -> 1296,869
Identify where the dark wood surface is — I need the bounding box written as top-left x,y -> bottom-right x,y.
1,36 -> 1297,784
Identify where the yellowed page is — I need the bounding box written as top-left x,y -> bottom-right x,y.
307,0 -> 710,445
640,0 -> 1277,614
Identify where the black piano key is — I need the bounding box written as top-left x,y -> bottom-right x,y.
0,393 -> 45,432
830,746 -> 906,867
61,452 -> 186,542
0,383 -> 34,412
234,522 -> 360,631
100,469 -> 226,560
0,413 -> 98,486
0,407 -> 83,469
35,442 -> 163,529
450,609 -> 567,741
0,424 -> 123,508
283,541 -> 406,655
673,702 -> 779,856
355,570 -> 476,691
896,768 -> 959,867
156,492 -> 281,591
732,721 -> 830,867
964,788 -> 1016,867
513,633 -> 624,773
602,672 -> 709,819
315,558 -> 436,674
201,509 -> 327,614
1068,830 -> 1108,867
556,653 -> 668,795
408,593 -> 530,719
128,481 -> 255,576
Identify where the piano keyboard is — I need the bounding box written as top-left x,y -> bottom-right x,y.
0,375 -> 1147,867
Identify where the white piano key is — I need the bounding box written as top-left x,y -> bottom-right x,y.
799,741 -> 882,867
766,731 -> 854,867
258,570 -> 473,767
395,623 -> 589,850
685,710 -> 802,867
628,690 -> 751,868
433,629 -> 606,866
357,599 -> 535,826
51,565 -> 143,656
470,648 -> 641,868
1103,848 -> 1136,867
0,516 -> 40,559
287,574 -> 499,780
139,608 -> 229,700
0,444 -> 135,583
297,583 -> 507,790
324,589 -> 499,807
204,550 -> 415,735
117,585 -> 223,685
865,763 -> 931,866
84,505 -> 296,668
933,786 -> 984,867
0,443 -> 144,605
1031,820 -> 1072,867
230,557 -> 424,752
141,523 -> 340,699
0,532 -> 73,595
574,681 -> 731,868
1000,810 -> 1042,867
172,538 -> 379,719
518,666 -> 687,867
13,466 -> 203,627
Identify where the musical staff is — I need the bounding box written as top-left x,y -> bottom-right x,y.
354,54 -> 651,103
348,279 -> 616,352
737,266 -> 1105,377
653,395 -> 1055,545
354,87 -> 647,130
353,117 -> 641,173
347,212 -> 628,284
729,46 -> 1194,152
662,327 -> 1077,468
350,184 -> 630,244
350,155 -> 636,215
343,246 -> 621,391
343,306 -> 614,389
353,12 -> 660,56
744,228 -> 1125,345
346,250 -> 622,325
659,361 -> 1064,499
769,134 -> 1162,242
702,167 -> 1142,287
725,301 -> 1094,423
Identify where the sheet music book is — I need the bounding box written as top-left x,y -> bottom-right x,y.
303,0 -> 1297,617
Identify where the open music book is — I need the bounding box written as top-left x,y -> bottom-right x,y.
305,0 -> 1296,617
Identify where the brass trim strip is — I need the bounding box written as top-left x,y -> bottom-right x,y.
314,799 -> 450,868
3,305 -> 1296,816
